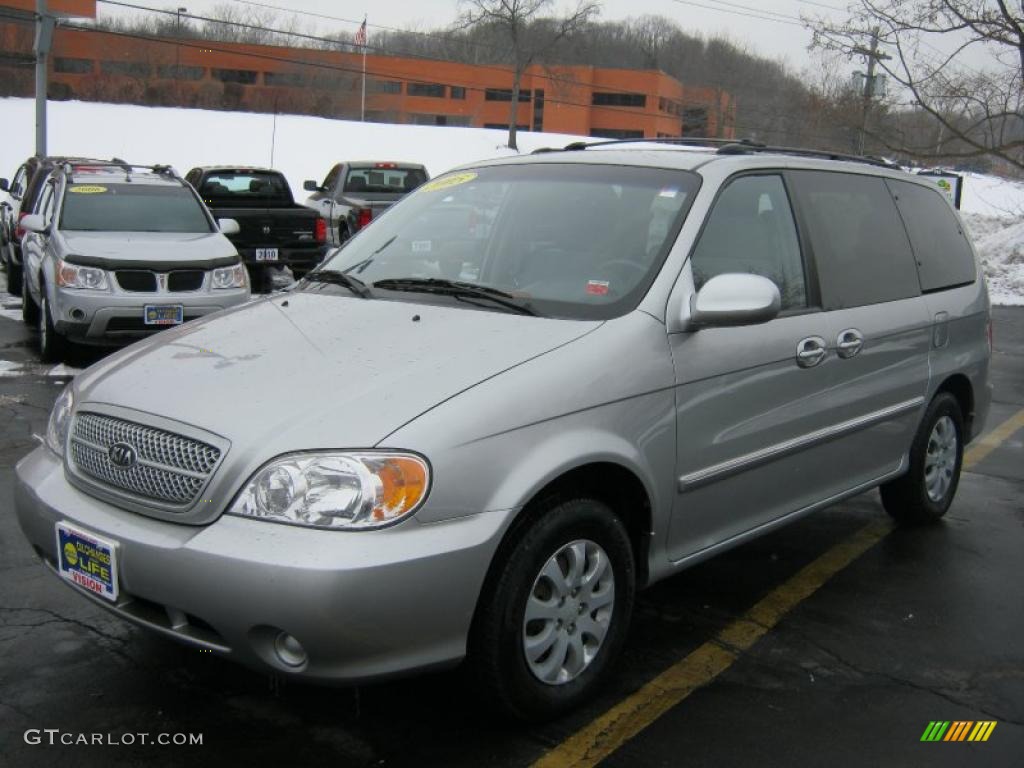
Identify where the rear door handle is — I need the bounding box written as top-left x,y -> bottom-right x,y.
836,328 -> 864,359
796,336 -> 827,368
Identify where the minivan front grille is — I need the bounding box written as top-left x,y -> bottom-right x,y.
69,412 -> 221,507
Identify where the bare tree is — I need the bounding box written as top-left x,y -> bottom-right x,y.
806,1 -> 1024,171
459,0 -> 600,149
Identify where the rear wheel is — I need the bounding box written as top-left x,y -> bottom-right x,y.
470,498 -> 635,719
880,392 -> 964,524
38,289 -> 68,363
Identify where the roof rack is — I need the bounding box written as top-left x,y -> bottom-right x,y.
61,159 -> 180,182
530,136 -> 901,169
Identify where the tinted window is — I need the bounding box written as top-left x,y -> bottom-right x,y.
198,171 -> 292,206
60,184 -> 212,233
790,171 -> 919,309
887,180 -> 976,292
690,175 -> 807,311
318,164 -> 699,320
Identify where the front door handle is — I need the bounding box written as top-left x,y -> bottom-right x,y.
836,328 -> 864,359
796,336 -> 827,368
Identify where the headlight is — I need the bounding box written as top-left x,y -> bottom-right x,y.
46,386 -> 74,456
227,452 -> 430,530
56,259 -> 108,290
211,263 -> 247,289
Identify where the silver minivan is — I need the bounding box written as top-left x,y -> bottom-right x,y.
15,142 -> 991,718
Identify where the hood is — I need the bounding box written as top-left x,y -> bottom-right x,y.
75,292 -> 600,451
60,231 -> 238,264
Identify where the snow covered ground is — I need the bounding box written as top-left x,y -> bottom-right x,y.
1,96 -> 1022,303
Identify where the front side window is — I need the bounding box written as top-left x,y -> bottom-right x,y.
690,174 -> 807,311
316,163 -> 699,320
60,184 -> 212,233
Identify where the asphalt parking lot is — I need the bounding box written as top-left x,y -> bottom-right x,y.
1,288 -> 1021,768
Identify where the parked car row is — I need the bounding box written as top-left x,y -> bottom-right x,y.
11,138 -> 992,718
0,156 -> 429,360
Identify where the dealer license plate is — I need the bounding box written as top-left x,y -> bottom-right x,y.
255,248 -> 279,262
55,522 -> 119,602
143,305 -> 184,325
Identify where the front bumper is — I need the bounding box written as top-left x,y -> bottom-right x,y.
15,447 -> 511,682
52,286 -> 250,345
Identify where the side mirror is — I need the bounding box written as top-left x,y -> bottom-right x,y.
218,218 -> 241,236
303,180 -> 320,192
20,213 -> 47,234
0,178 -> 8,192
688,273 -> 781,329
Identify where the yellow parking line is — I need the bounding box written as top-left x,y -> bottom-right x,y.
964,408 -> 1024,468
531,407 -> 1024,768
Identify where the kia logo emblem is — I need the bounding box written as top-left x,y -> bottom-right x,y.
108,442 -> 138,469
262,225 -> 271,235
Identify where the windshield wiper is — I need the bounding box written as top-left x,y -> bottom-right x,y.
304,269 -> 373,298
372,278 -> 538,316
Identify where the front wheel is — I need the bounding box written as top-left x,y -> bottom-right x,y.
22,281 -> 39,325
5,260 -> 23,297
470,498 -> 635,719
38,290 -> 68,363
880,392 -> 964,524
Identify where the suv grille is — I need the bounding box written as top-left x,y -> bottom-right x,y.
69,412 -> 221,507
116,270 -> 157,292
168,270 -> 204,291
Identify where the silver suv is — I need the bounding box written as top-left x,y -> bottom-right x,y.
15,141 -> 991,718
19,161 -> 250,361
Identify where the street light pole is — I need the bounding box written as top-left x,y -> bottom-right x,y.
176,7 -> 187,76
34,0 -> 56,156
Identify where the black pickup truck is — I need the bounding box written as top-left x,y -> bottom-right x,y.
186,167 -> 328,292
303,162 -> 429,247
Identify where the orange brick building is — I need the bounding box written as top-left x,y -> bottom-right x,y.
0,17 -> 736,139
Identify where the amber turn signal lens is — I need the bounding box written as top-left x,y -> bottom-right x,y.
373,456 -> 429,521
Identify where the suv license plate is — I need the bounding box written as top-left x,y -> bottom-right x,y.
255,248 -> 279,262
55,522 -> 119,602
144,305 -> 184,325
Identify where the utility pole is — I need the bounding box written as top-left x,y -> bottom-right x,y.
176,7 -> 187,76
853,27 -> 891,155
34,0 -> 56,156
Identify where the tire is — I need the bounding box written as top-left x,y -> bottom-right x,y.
21,280 -> 39,325
38,289 -> 68,363
470,498 -> 635,720
880,392 -> 964,524
6,260 -> 22,297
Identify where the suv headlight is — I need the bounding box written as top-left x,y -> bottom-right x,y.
56,259 -> 108,290
211,263 -> 247,289
46,385 -> 74,456
227,452 -> 430,530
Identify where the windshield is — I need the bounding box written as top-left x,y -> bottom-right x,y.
60,184 -> 213,233
316,163 -> 698,319
197,171 -> 293,206
343,166 -> 428,195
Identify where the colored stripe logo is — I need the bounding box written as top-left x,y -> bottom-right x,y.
921,721 -> 997,742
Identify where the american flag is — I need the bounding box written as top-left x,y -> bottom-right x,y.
354,17 -> 367,47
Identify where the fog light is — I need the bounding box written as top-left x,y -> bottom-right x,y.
69,308 -> 86,321
274,632 -> 307,667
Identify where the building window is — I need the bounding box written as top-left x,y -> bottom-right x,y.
158,65 -> 205,80
485,88 -> 531,102
54,57 -> 93,74
682,107 -> 708,137
212,68 -> 258,85
532,88 -> 544,132
592,92 -> 646,108
100,60 -> 151,77
264,71 -> 306,87
484,123 -> 530,130
407,82 -> 446,98
658,97 -> 681,116
589,128 -> 645,139
369,79 -> 402,94
450,86 -> 466,99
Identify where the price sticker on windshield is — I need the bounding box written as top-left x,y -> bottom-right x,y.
421,172 -> 477,193
68,185 -> 108,194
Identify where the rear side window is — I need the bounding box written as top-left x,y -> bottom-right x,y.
887,180 -> 976,292
790,170 -> 919,309
690,174 -> 808,310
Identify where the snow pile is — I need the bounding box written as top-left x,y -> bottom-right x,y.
963,214 -> 1024,306
960,172 -> 1024,218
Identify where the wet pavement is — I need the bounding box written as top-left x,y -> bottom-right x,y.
0,296 -> 1021,768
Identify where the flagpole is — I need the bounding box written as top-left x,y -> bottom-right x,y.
360,16 -> 366,122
